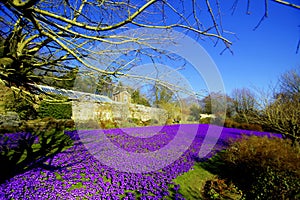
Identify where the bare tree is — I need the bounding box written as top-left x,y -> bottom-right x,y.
256,93 -> 300,144
231,88 -> 257,123
272,0 -> 300,9
202,92 -> 233,117
0,0 -> 299,101
252,69 -> 300,145
278,68 -> 300,99
0,0 -> 230,93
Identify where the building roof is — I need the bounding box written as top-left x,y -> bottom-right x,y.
33,84 -> 113,103
113,90 -> 130,95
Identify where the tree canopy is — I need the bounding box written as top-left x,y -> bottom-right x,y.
1,0 -> 298,97
0,0 -> 230,93
231,68 -> 300,145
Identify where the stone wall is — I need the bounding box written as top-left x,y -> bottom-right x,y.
0,112 -> 22,133
72,101 -> 98,121
72,101 -> 168,125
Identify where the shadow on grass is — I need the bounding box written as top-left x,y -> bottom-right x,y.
0,124 -> 79,184
197,152 -> 227,176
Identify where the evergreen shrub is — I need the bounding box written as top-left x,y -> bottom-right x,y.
38,101 -> 72,119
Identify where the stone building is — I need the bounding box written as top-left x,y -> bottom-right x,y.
35,84 -> 167,125
112,91 -> 131,104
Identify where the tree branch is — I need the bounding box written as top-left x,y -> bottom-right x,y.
273,0 -> 300,9
32,0 -> 157,31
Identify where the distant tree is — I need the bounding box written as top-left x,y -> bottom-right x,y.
153,85 -> 174,107
202,92 -> 233,117
231,88 -> 257,123
96,74 -> 114,97
252,68 -> 300,145
131,90 -> 150,107
278,68 -> 300,99
256,93 -> 300,145
189,104 -> 202,121
159,101 -> 181,124
202,95 -> 212,115
73,74 -> 97,93
148,84 -> 181,123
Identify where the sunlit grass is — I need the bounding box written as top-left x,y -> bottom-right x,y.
174,162 -> 215,199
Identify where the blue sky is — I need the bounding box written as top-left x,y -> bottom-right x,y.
196,1 -> 300,95
118,1 -> 300,99
57,0 -> 299,99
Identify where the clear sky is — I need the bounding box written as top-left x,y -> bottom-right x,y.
67,1 -> 300,99
196,1 -> 300,95
118,1 -> 300,99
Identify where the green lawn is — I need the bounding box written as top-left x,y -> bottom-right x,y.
174,162 -> 215,199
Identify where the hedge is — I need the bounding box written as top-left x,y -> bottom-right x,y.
38,101 -> 72,119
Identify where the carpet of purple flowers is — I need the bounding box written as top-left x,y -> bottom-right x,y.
0,124 -> 280,199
